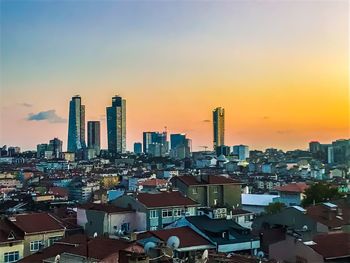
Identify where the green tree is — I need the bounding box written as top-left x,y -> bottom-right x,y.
264,202 -> 286,214
302,183 -> 344,207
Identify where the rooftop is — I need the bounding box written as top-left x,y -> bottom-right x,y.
175,174 -> 241,186
308,233 -> 350,259
79,203 -> 133,214
275,182 -> 309,193
136,191 -> 198,208
9,213 -> 65,234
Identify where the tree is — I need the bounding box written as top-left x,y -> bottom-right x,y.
301,183 -> 345,207
264,202 -> 286,214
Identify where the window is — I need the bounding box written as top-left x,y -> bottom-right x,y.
48,236 -> 62,246
150,226 -> 158,230
4,251 -> 19,263
30,240 -> 43,252
186,207 -> 196,216
162,209 -> 173,218
121,223 -> 130,233
192,187 -> 198,194
213,186 -> 219,193
149,210 -> 158,219
173,208 -> 182,217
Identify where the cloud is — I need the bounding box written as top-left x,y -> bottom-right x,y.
19,103 -> 32,108
27,110 -> 66,123
263,116 -> 270,120
202,119 -> 211,123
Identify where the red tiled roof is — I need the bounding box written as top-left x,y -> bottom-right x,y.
49,187 -> 68,197
9,213 -> 64,234
176,175 -> 241,186
0,220 -> 23,243
68,237 -> 137,260
138,178 -> 168,187
306,204 -> 344,228
149,226 -> 211,248
309,233 -> 350,259
137,191 -> 198,208
18,243 -> 73,263
79,203 -> 133,214
275,182 -> 309,193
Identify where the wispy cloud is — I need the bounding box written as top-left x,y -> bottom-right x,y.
202,119 -> 211,123
19,103 -> 32,108
263,116 -> 270,120
27,110 -> 66,123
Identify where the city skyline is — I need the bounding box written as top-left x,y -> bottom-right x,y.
1,1 -> 349,151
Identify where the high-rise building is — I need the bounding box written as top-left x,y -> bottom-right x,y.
134,142 -> 142,154
106,95 -> 126,154
49,138 -> 63,158
213,107 -> 225,150
67,95 -> 86,155
170,134 -> 187,150
87,121 -> 101,155
233,145 -> 249,160
143,131 -> 168,154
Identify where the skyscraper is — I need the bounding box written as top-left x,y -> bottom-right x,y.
213,107 -> 225,149
87,121 -> 101,155
143,131 -> 168,154
49,138 -> 63,158
67,95 -> 86,154
134,142 -> 142,154
106,95 -> 126,154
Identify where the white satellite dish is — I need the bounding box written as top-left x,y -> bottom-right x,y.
257,251 -> 264,258
167,236 -> 180,250
302,225 -> 308,231
54,254 -> 60,263
93,232 -> 98,238
202,249 -> 209,260
144,241 -> 156,255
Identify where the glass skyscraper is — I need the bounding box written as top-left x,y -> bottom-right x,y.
67,95 -> 86,154
213,107 -> 225,150
87,121 -> 101,155
106,95 -> 126,154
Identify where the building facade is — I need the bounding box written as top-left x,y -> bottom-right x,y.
106,96 -> 126,154
87,121 -> 101,156
213,107 -> 225,150
67,95 -> 86,156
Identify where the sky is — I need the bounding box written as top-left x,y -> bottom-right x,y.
0,0 -> 349,152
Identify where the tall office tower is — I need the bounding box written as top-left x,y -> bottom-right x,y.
49,138 -> 63,158
106,95 -> 126,154
233,145 -> 249,160
67,95 -> 86,154
213,107 -> 225,149
170,134 -> 187,150
143,132 -> 153,153
134,142 -> 142,154
87,121 -> 101,155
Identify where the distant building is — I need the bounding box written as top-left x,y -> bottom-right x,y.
170,134 -> 191,159
213,107 -> 225,150
106,95 -> 126,154
67,95 -> 86,157
133,142 -> 142,154
87,121 -> 101,156
7,147 -> 20,156
233,145 -> 249,160
216,145 -> 230,156
143,131 -> 168,155
49,138 -> 63,158
37,144 -> 49,158
171,174 -> 242,210
275,182 -> 309,206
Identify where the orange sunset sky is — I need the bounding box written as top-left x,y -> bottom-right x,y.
0,1 -> 349,151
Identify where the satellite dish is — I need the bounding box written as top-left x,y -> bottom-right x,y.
167,236 -> 180,250
257,251 -> 264,258
202,249 -> 208,260
144,242 -> 156,255
54,254 -> 60,263
302,225 -> 308,231
93,232 -> 98,238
